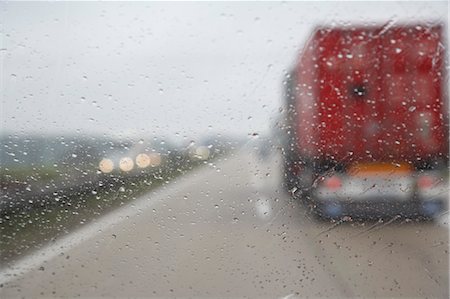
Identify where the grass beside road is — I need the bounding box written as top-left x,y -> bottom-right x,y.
0,158 -> 206,265
1,166 -> 61,186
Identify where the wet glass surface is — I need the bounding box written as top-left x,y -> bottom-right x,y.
0,2 -> 449,298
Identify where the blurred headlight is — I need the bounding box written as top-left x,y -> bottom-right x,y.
149,153 -> 162,167
99,158 -> 114,173
195,146 -> 210,160
136,153 -> 151,168
119,157 -> 134,172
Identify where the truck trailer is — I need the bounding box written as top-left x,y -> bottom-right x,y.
281,23 -> 448,219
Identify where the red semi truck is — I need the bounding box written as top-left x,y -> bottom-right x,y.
281,23 -> 448,219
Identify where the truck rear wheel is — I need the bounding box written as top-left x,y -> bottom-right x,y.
282,162 -> 299,194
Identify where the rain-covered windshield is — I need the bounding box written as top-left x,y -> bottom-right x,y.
1,2 -> 449,298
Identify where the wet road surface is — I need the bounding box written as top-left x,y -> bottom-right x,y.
1,148 -> 448,298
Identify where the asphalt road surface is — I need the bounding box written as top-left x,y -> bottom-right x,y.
1,147 -> 448,298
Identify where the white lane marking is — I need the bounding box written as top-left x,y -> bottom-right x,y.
0,163 -> 216,285
255,197 -> 272,219
437,214 -> 449,229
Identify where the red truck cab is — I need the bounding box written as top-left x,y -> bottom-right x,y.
282,23 -> 448,219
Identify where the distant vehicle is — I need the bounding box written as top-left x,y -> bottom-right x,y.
281,23 -> 448,219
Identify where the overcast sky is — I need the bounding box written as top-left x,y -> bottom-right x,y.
1,1 -> 448,142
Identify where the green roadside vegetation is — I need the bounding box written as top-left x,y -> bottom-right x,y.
1,165 -> 62,186
0,158 -> 207,264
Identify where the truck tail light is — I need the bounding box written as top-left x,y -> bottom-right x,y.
323,176 -> 342,190
417,175 -> 434,189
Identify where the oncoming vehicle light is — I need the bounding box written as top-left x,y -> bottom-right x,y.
99,158 -> 114,173
135,153 -> 151,168
119,157 -> 134,172
195,146 -> 210,160
149,153 -> 162,167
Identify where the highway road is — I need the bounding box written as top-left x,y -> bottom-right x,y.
1,147 -> 448,298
